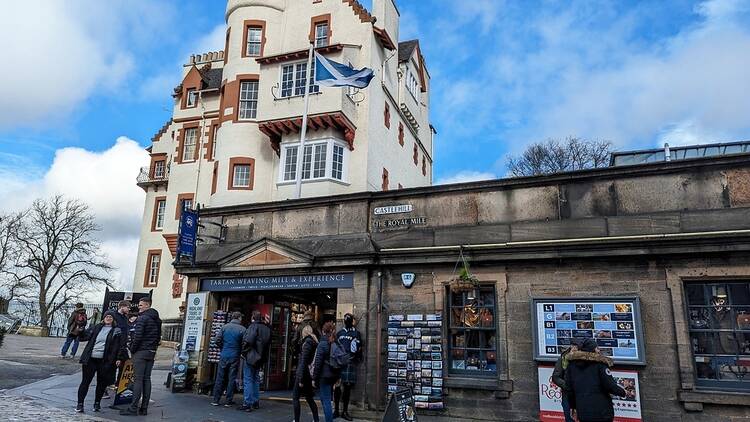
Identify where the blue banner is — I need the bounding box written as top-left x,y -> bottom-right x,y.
177,208 -> 198,262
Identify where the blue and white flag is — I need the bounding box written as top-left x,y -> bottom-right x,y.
314,52 -> 374,89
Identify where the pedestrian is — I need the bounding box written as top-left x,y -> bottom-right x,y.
75,311 -> 127,413
292,310 -> 320,355
565,338 -> 628,422
241,310 -> 271,412
61,303 -> 88,358
334,313 -> 362,421
312,322 -> 340,422
108,300 -> 132,397
552,341 -> 579,422
89,308 -> 102,328
293,324 -> 319,422
211,311 -> 246,408
120,297 -> 162,416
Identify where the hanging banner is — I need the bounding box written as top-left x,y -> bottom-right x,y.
537,365 -> 641,422
182,292 -> 208,358
177,208 -> 198,263
112,360 -> 135,406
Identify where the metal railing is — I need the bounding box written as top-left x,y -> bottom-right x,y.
136,163 -> 170,184
161,318 -> 184,343
6,300 -> 101,337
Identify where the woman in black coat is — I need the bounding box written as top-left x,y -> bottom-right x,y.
76,311 -> 128,413
293,325 -> 319,422
565,338 -> 628,422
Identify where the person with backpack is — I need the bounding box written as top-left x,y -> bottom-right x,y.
312,321 -> 345,422
293,324 -> 319,422
241,310 -> 271,412
75,311 -> 127,413
61,303 -> 88,358
334,313 -> 362,421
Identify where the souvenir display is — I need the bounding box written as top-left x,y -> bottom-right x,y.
207,310 -> 227,363
532,298 -> 646,365
388,313 -> 444,410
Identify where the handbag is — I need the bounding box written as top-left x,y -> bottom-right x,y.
480,309 -> 494,327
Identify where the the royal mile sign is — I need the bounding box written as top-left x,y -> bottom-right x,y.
200,272 -> 354,292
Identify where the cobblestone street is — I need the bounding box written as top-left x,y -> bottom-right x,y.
1,393 -> 112,422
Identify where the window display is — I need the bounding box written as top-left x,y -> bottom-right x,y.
448,286 -> 497,375
532,297 -> 646,365
686,282 -> 750,391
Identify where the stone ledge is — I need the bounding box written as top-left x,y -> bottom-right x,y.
444,376 -> 513,394
679,390 -> 750,407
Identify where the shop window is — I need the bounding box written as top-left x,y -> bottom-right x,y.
686,281 -> 750,392
448,285 -> 497,376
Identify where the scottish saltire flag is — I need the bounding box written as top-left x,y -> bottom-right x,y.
314,52 -> 374,88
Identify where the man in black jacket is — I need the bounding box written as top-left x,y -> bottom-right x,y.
565,338 -> 628,422
120,297 -> 162,416
241,311 -> 271,411
552,341 -> 579,422
110,300 -> 131,390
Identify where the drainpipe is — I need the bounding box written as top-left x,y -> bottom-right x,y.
375,270 -> 384,409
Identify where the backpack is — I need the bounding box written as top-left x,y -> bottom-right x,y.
328,341 -> 352,370
71,311 -> 87,335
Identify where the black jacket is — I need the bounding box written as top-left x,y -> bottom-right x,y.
311,337 -> 339,383
295,335 -> 318,383
79,323 -> 128,366
552,348 -> 572,394
565,351 -> 628,422
67,308 -> 87,336
242,321 -> 271,368
130,308 -> 162,354
112,311 -> 130,340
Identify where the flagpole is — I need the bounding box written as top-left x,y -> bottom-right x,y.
294,41 -> 315,199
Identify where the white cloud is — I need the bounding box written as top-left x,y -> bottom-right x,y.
436,171 -> 497,185
0,1 -> 171,129
0,137 -> 149,293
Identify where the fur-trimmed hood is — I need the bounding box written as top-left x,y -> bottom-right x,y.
567,351 -> 614,367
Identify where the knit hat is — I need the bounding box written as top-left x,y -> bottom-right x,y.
580,338 -> 598,352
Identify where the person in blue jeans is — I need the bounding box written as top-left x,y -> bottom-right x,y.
211,312 -> 246,407
241,311 -> 270,412
312,322 -> 339,422
61,304 -> 87,358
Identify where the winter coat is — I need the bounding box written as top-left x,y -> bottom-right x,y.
295,335 -> 318,384
242,321 -> 271,368
79,323 -> 128,366
552,348 -> 573,394
291,316 -> 319,355
130,308 -> 162,354
311,337 -> 339,383
565,351 -> 628,422
336,327 -> 362,384
112,311 -> 130,340
217,319 -> 246,359
67,309 -> 88,336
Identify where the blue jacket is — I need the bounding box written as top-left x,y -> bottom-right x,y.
218,319 -> 246,359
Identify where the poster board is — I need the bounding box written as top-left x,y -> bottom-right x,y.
538,365 -> 641,422
382,388 -> 418,422
182,292 -> 208,367
387,313 -> 444,410
112,360 -> 134,406
531,297 -> 646,365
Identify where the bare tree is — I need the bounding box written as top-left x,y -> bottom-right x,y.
506,137 -> 613,177
10,196 -> 112,334
0,213 -> 27,308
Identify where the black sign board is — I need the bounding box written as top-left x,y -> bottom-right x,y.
102,288 -> 152,315
382,388 -> 418,422
200,273 -> 354,292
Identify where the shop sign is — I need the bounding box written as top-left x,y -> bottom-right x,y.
182,292 -> 207,357
113,359 -> 134,406
383,387 -> 418,422
373,217 -> 427,230
200,272 -> 354,292
538,365 -> 641,422
531,297 -> 646,365
177,207 -> 199,263
374,204 -> 413,215
401,273 -> 416,288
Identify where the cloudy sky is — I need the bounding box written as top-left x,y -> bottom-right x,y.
0,0 -> 748,291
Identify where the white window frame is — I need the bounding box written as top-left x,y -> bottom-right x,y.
315,22 -> 329,48
182,128 -> 197,162
181,198 -> 193,212
246,26 -> 262,57
153,161 -> 166,179
148,253 -> 160,286
186,88 -> 198,107
238,80 -> 259,120
155,200 -> 166,229
277,138 -> 349,184
278,61 -> 319,99
407,69 -> 419,100
232,164 -> 252,188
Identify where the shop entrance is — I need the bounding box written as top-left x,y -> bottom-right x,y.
216,288 -> 337,390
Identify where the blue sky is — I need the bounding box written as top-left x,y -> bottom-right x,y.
0,0 -> 749,288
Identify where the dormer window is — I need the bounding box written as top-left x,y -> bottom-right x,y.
186,88 -> 199,107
